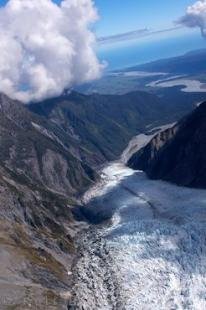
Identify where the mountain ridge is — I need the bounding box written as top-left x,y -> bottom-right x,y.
128,101 -> 206,189
29,90 -> 192,163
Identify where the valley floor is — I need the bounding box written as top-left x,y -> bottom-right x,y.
70,161 -> 206,309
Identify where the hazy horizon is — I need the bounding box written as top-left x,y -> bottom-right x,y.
98,29 -> 206,70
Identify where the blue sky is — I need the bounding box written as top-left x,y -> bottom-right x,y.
0,0 -> 196,37
94,0 -> 195,37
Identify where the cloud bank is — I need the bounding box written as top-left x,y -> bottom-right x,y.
178,0 -> 206,37
0,0 -> 103,103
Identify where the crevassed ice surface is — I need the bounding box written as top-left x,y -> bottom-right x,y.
72,162 -> 206,310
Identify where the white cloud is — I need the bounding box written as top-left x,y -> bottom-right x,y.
0,0 -> 103,103
178,0 -> 206,37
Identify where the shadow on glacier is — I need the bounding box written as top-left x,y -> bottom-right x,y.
78,170 -> 206,227
76,171 -> 152,224
74,169 -> 206,275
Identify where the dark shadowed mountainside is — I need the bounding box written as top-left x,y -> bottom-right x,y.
128,102 -> 206,189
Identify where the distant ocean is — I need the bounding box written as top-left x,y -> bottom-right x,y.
98,31 -> 206,70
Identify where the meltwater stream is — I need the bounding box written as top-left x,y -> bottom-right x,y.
70,161 -> 206,310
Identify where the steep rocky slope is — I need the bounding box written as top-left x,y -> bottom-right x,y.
0,94 -> 97,196
128,102 -> 206,188
29,91 -> 189,162
0,94 -> 97,309
0,166 -> 76,309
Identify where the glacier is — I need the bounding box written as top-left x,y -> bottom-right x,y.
70,161 -> 206,309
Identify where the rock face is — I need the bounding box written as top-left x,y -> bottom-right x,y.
128,102 -> 206,189
0,93 -> 97,196
29,91 -> 189,162
0,94 -> 97,309
0,166 -> 75,309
